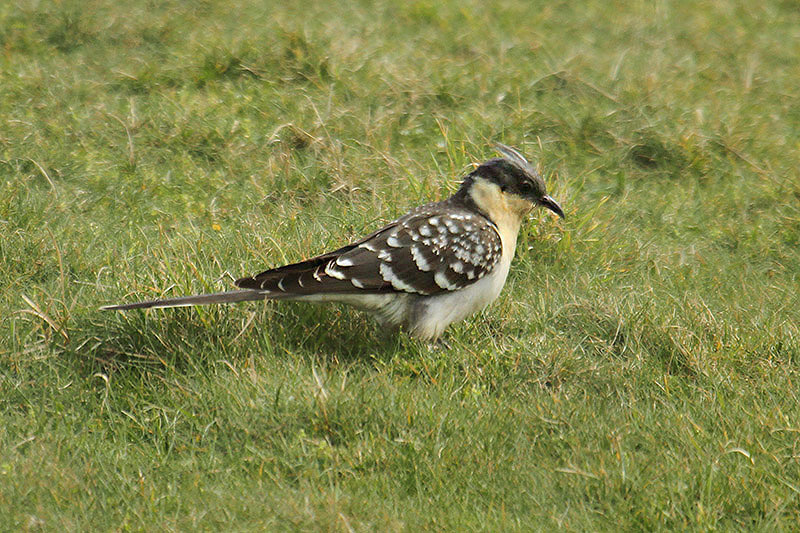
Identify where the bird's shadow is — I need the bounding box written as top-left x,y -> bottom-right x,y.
73,302 -> 411,376
246,302 -> 410,364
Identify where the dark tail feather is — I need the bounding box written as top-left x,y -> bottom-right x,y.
100,289 -> 268,311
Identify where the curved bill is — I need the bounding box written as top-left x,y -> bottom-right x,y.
539,195 -> 565,218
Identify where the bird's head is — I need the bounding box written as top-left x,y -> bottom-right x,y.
462,144 -> 564,221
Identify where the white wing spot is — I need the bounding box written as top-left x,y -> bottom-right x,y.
444,220 -> 461,234
313,266 -> 323,282
411,246 -> 433,271
336,256 -> 355,267
325,262 -> 347,280
351,278 -> 366,289
450,261 -> 464,273
419,225 -> 432,237
387,235 -> 402,247
359,241 -> 378,252
454,248 -> 471,262
380,263 -> 421,293
378,249 -> 393,261
277,278 -> 286,291
434,270 -> 459,290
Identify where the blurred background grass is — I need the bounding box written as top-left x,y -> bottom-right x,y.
1,0 -> 799,530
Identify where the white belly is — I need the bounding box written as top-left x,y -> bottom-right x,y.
408,222 -> 518,341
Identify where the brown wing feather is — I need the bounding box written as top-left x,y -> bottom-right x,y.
234,223 -> 396,293
235,203 -> 502,297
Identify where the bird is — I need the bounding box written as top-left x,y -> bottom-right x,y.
101,144 -> 564,341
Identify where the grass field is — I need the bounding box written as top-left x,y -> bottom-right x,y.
2,0 -> 800,530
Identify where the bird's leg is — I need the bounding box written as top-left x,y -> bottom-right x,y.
425,337 -> 452,351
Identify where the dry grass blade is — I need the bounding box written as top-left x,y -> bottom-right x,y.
20,293 -> 69,341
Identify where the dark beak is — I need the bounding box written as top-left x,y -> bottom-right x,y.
539,195 -> 565,219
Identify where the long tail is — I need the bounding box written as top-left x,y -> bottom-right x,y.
100,289 -> 268,311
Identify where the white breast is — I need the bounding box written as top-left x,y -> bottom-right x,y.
408,221 -> 519,341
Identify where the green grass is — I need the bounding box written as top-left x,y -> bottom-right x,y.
2,0 -> 800,529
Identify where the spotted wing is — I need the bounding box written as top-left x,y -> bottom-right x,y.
235,208 -> 502,296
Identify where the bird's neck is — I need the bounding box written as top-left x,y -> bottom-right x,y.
465,178 -> 529,235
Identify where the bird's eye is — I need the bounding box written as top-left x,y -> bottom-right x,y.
519,182 -> 533,193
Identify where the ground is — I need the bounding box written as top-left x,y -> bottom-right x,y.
1,0 -> 799,530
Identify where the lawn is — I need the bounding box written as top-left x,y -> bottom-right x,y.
2,0 -> 799,530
